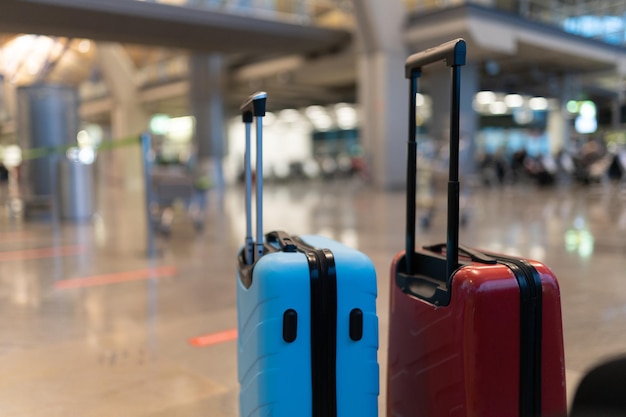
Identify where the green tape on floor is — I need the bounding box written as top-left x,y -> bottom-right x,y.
21,135 -> 141,161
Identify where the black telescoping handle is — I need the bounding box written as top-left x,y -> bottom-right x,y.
405,39 -> 466,285
240,91 -> 267,265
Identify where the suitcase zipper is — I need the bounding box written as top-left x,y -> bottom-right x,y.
292,236 -> 338,417
484,253 -> 543,417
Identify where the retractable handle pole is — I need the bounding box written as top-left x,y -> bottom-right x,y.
240,91 -> 267,264
405,73 -> 419,275
404,39 -> 466,281
241,105 -> 254,265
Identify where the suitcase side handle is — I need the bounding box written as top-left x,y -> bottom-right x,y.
266,231 -> 298,253
423,243 -> 497,264
398,243 -> 495,306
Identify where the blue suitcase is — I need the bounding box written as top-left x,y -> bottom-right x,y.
236,92 -> 379,417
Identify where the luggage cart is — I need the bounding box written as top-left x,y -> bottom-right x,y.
149,164 -> 206,235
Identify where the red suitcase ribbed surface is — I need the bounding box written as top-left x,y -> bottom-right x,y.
387,251 -> 567,417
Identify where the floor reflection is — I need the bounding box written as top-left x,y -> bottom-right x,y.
0,180 -> 625,415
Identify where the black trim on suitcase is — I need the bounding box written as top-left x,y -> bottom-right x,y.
293,236 -> 338,417
485,254 -> 543,417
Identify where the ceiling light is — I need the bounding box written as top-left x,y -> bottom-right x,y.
78,39 -> 91,54
504,94 -> 523,108
489,101 -> 507,115
566,100 -> 579,113
312,114 -> 333,131
579,101 -> 596,118
476,91 -> 496,105
529,97 -> 549,111
278,109 -> 301,123
262,112 -> 276,125
305,105 -> 325,118
335,104 -> 356,130
415,93 -> 425,106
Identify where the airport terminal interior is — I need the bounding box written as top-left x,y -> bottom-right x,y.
2,0 -> 626,415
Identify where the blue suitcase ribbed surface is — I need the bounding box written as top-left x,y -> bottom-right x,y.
237,234 -> 379,417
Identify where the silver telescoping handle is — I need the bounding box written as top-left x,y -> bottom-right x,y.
240,91 -> 267,264
243,117 -> 253,265
255,111 -> 264,262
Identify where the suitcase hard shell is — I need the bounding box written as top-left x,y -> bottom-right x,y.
388,249 -> 566,417
237,235 -> 378,417
235,92 -> 379,417
386,39 -> 567,417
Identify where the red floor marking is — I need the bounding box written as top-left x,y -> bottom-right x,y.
189,328 -> 238,347
55,265 -> 177,290
0,245 -> 85,262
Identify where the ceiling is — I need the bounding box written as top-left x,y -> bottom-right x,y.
0,0 -> 358,126
0,0 -> 351,55
1,1 -> 626,128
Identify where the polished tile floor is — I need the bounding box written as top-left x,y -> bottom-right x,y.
1,177 -> 626,416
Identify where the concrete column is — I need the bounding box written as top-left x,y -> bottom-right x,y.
354,0 -> 407,189
96,43 -> 149,190
357,51 -> 407,189
189,53 -> 227,190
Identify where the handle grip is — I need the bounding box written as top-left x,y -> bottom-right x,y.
423,243 -> 497,264
405,38 -> 466,77
266,231 -> 297,253
240,91 -> 267,121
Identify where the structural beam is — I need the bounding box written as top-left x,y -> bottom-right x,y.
1,0 -> 350,55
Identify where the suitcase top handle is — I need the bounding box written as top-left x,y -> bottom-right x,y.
240,91 -> 267,121
241,91 -> 267,265
404,39 -> 466,282
405,38 -> 466,77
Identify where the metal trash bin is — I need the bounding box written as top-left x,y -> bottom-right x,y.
58,152 -> 94,222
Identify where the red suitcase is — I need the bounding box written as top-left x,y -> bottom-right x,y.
386,39 -> 567,417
